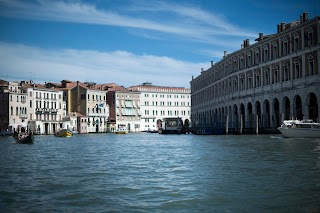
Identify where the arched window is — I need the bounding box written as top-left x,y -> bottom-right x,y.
282,37 -> 289,55
282,62 -> 290,81
255,48 -> 260,64
305,27 -> 314,47
308,54 -> 315,76
254,70 -> 259,88
272,41 -> 278,59
264,68 -> 269,85
294,59 -> 301,79
293,32 -> 300,51
273,66 -> 279,84
263,45 -> 268,62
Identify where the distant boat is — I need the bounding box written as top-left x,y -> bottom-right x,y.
55,129 -> 73,137
115,128 -> 128,134
159,117 -> 186,134
13,131 -> 34,144
147,129 -> 158,133
277,120 -> 320,138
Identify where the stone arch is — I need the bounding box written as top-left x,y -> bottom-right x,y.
293,95 -> 303,120
283,96 -> 291,120
157,119 -> 162,129
233,104 -> 239,133
255,101 -> 261,129
307,92 -> 318,121
218,108 -> 222,127
273,98 -> 280,127
240,103 -> 245,129
229,105 -> 233,129
247,102 -> 253,129
263,100 -> 270,128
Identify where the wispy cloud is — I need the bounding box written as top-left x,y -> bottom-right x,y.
0,42 -> 208,87
0,0 -> 256,46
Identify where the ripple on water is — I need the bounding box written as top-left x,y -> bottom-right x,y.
0,134 -> 320,212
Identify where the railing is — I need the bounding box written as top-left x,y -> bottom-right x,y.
19,114 -> 28,119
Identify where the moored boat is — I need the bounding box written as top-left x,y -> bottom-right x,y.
115,128 -> 128,134
55,129 -> 73,137
277,120 -> 320,138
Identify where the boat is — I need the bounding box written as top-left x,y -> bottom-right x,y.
115,128 -> 128,134
147,128 -> 158,133
277,120 -> 320,138
13,131 -> 34,144
55,129 -> 73,137
158,117 -> 186,134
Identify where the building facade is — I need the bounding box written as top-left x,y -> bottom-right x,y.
0,80 -> 28,133
23,82 -> 66,134
191,13 -> 320,134
69,82 -> 109,133
106,83 -> 141,132
129,82 -> 191,132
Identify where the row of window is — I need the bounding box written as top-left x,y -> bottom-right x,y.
35,101 -> 61,109
144,94 -> 190,99
144,110 -> 190,116
143,101 -> 190,106
10,95 -> 27,103
10,107 -> 27,116
87,107 -> 107,114
192,26 -> 317,91
35,114 -> 60,121
35,92 -> 61,100
193,54 -> 317,104
87,94 -> 106,101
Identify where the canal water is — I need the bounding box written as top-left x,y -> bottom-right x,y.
0,133 -> 320,212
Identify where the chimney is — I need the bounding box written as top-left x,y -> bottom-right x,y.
281,22 -> 285,31
277,24 -> 281,33
259,33 -> 263,41
224,51 -> 227,58
243,39 -> 250,47
201,68 -> 204,73
302,12 -> 308,22
211,61 -> 214,67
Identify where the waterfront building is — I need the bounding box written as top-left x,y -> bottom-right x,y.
129,82 -> 191,132
106,83 -> 141,132
70,82 -> 109,133
22,81 -> 66,134
47,80 -> 110,133
0,80 -> 28,133
190,13 -> 320,134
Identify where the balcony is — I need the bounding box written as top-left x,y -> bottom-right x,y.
19,114 -> 28,119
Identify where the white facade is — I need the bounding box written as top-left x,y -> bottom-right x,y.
25,86 -> 66,134
129,83 -> 191,132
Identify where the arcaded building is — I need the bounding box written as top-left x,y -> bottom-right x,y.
190,13 -> 319,134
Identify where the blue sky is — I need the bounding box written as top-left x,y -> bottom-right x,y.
0,0 -> 318,87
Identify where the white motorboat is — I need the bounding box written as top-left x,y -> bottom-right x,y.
277,120 -> 320,138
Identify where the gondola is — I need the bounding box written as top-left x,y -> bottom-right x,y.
13,131 -> 34,144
